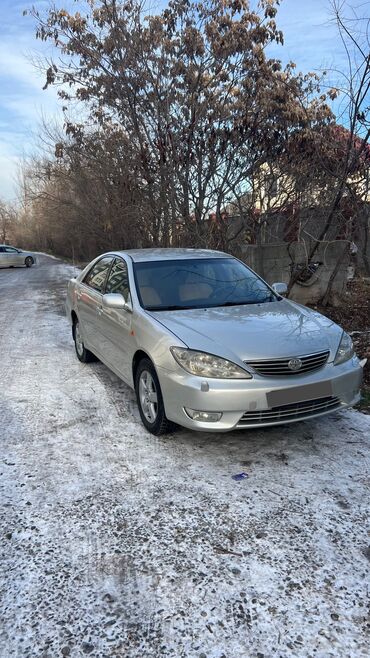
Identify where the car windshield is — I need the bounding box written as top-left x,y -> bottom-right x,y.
134,257 -> 278,311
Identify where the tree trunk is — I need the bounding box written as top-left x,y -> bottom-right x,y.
321,242 -> 350,307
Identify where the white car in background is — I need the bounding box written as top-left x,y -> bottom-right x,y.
0,245 -> 35,268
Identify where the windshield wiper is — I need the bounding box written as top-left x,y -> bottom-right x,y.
216,299 -> 271,307
146,304 -> 195,311
147,297 -> 275,311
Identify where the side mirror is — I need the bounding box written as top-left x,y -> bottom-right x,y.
102,293 -> 132,312
272,282 -> 288,296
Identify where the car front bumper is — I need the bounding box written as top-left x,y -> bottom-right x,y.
158,356 -> 363,432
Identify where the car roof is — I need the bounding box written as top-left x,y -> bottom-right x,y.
107,248 -> 230,263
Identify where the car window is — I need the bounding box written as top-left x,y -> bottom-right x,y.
83,257 -> 113,293
105,258 -> 130,301
0,247 -> 4,252
4,247 -> 17,253
134,258 -> 277,310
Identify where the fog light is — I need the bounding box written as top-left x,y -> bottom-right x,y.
185,408 -> 223,422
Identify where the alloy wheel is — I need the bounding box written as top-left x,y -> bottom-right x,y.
75,322 -> 84,357
138,370 -> 158,423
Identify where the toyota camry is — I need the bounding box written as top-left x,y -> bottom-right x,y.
65,249 -> 363,434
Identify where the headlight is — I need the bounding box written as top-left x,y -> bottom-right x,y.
170,347 -> 252,379
334,331 -> 354,365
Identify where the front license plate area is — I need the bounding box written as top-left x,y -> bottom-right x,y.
267,381 -> 333,408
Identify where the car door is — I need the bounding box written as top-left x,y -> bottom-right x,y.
14,249 -> 25,266
3,246 -> 19,266
76,256 -> 114,355
99,257 -> 133,381
0,247 -> 5,267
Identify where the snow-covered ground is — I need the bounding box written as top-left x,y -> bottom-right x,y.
0,254 -> 369,658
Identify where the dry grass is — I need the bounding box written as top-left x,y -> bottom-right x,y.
309,277 -> 370,413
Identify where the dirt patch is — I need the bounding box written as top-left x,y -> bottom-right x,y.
309,277 -> 370,413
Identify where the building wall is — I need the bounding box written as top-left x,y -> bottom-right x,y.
240,241 -> 350,306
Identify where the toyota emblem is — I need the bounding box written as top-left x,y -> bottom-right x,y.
288,358 -> 303,371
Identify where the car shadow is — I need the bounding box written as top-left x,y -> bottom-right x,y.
90,355 -> 350,470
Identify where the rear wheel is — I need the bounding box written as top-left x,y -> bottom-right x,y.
73,318 -> 96,363
135,358 -> 174,435
25,256 -> 34,267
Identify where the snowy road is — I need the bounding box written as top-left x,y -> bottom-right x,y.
1,254 -> 370,658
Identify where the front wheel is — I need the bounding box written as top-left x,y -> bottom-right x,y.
25,256 -> 34,267
73,319 -> 96,363
135,359 -> 174,435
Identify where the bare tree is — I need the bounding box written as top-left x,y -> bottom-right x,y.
0,201 -> 16,244
283,0 -> 370,304
24,0 -> 331,252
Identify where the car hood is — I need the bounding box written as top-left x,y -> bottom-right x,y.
150,299 -> 342,364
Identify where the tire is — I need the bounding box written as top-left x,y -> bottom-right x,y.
135,358 -> 174,435
73,318 -> 97,363
25,257 -> 34,268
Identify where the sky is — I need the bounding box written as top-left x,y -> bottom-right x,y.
0,0 -> 363,202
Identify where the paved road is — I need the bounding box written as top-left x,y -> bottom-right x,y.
1,254 -> 370,658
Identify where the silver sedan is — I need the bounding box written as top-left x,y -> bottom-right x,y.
65,249 -> 363,434
0,245 -> 35,268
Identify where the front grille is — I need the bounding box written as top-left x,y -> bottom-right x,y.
245,350 -> 329,376
237,396 -> 341,426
